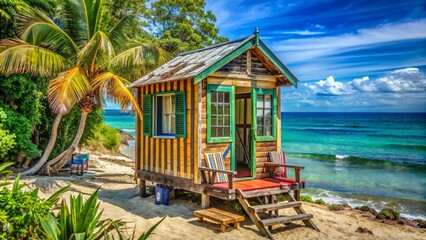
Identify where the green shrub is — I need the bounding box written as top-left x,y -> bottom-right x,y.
376,208 -> 400,220
276,194 -> 285,202
328,204 -> 344,211
87,123 -> 120,150
314,199 -> 327,205
0,175 -> 68,239
355,205 -> 371,212
0,109 -> 16,159
300,195 -> 314,203
415,219 -> 426,228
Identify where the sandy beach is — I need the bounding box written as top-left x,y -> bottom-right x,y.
21,150 -> 426,240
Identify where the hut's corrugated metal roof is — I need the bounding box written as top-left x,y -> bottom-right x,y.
130,35 -> 254,87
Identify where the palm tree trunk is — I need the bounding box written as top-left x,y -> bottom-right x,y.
22,113 -> 63,176
41,110 -> 89,175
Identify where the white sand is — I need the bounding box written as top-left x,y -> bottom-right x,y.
21,155 -> 426,240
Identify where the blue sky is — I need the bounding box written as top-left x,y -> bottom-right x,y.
205,0 -> 426,112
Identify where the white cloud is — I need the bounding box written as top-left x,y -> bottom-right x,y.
305,68 -> 426,96
351,68 -> 426,93
304,76 -> 353,95
282,67 -> 426,112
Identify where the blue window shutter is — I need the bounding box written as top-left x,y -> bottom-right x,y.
143,94 -> 152,136
175,91 -> 186,138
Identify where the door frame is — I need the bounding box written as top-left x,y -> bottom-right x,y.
250,88 -> 278,179
234,93 -> 255,180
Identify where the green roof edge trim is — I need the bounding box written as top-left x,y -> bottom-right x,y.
193,36 -> 299,87
258,39 -> 298,87
193,36 -> 255,84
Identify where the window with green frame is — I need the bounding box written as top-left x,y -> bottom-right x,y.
252,88 -> 276,141
143,91 -> 186,138
207,85 -> 235,143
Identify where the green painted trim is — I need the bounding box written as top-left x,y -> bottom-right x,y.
193,38 -> 255,83
143,94 -> 152,137
206,85 -> 235,144
230,86 -> 236,171
250,89 -> 257,178
253,88 -> 277,142
175,91 -> 186,138
152,91 -> 178,96
235,176 -> 254,181
258,40 -> 298,87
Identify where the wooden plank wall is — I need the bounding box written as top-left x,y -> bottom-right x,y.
135,79 -> 199,180
200,79 -> 232,171
255,141 -> 277,178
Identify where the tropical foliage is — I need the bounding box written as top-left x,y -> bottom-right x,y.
39,189 -> 165,240
39,189 -> 123,240
0,0 -> 227,178
0,109 -> 16,158
0,162 -> 164,239
147,0 -> 228,55
0,172 -> 69,239
0,0 -> 168,175
87,123 -> 120,151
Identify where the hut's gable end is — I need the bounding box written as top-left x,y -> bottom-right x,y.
251,53 -> 273,75
219,54 -> 247,73
218,50 -> 273,75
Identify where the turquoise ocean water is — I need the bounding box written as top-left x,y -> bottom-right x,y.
104,110 -> 426,219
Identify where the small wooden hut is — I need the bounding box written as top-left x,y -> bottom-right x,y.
130,29 -> 318,239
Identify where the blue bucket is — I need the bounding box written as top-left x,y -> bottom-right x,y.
155,184 -> 169,205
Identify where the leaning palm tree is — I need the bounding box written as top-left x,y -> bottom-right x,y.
0,0 -> 167,175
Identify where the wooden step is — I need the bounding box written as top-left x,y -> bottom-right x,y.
249,201 -> 302,213
260,214 -> 313,227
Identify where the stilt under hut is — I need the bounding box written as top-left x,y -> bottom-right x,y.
130,28 -> 319,239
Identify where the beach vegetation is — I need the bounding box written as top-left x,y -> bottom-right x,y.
0,173 -> 69,239
328,204 -> 344,211
0,76 -> 47,165
376,208 -> 400,221
0,0 -> 102,171
355,205 -> 372,212
414,219 -> 426,228
0,109 -> 16,158
87,123 -> 120,151
300,195 -> 314,203
0,0 -> 168,175
313,199 -> 327,205
40,188 -> 165,240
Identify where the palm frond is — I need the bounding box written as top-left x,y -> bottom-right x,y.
110,43 -> 169,77
85,0 -> 103,38
0,8 -> 11,19
60,0 -> 90,46
91,72 -> 142,118
48,67 -> 91,114
0,38 -> 70,76
78,31 -> 115,75
108,15 -> 139,53
17,7 -> 79,58
60,0 -> 103,46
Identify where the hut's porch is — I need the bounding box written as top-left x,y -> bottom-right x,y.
136,170 -> 301,201
136,170 -> 318,240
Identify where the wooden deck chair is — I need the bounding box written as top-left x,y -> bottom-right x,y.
268,151 -> 287,177
265,151 -> 306,188
199,152 -> 237,189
